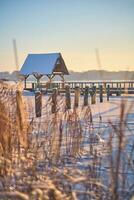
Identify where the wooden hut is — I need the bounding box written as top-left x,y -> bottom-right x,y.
20,53 -> 69,90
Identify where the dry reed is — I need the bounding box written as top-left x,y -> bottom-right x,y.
0,82 -> 134,200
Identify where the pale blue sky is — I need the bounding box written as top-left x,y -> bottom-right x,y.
0,0 -> 134,72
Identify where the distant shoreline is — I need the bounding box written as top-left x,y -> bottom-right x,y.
0,70 -> 134,81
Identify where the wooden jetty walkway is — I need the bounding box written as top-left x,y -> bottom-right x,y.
26,80 -> 134,96
28,80 -> 134,117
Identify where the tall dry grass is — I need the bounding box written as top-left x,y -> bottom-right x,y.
0,82 -> 134,200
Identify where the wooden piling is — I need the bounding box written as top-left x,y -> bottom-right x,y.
84,86 -> 89,106
116,82 -> 120,96
24,75 -> 29,89
74,86 -> 80,108
16,90 -> 25,128
99,85 -> 103,103
52,88 -> 58,113
24,77 -> 27,89
65,85 -> 71,109
35,91 -> 42,117
32,83 -> 35,90
91,85 -> 96,104
107,84 -> 110,101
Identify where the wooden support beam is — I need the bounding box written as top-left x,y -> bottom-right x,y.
33,73 -> 43,90
46,74 -> 52,80
33,73 -> 43,80
24,75 -> 29,89
32,83 -> 35,90
59,73 -> 65,89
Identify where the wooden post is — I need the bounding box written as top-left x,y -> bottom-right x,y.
32,83 -> 35,90
24,75 -> 29,89
99,85 -> 103,103
107,84 -> 110,101
124,83 -> 125,89
91,85 -> 96,104
117,83 -> 119,89
103,82 -> 106,90
37,78 -> 40,90
84,86 -> 89,106
81,83 -> 83,90
24,77 -> 27,89
116,83 -> 121,96
74,86 -> 80,108
119,83 -> 122,96
52,88 -> 58,113
60,74 -> 65,89
35,91 -> 42,117
65,85 -> 71,109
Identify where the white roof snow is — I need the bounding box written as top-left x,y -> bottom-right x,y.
20,53 -> 69,75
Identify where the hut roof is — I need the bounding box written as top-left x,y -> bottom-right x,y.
20,53 -> 69,75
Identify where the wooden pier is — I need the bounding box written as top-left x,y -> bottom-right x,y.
32,80 -> 134,117
26,80 -> 134,96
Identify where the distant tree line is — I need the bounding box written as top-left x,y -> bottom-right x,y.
0,71 -> 20,81
65,70 -> 134,81
0,69 -> 134,81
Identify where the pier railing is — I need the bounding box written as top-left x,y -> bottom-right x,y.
34,81 -> 134,117
26,80 -> 134,95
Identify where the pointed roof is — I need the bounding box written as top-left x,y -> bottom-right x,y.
20,53 -> 69,75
